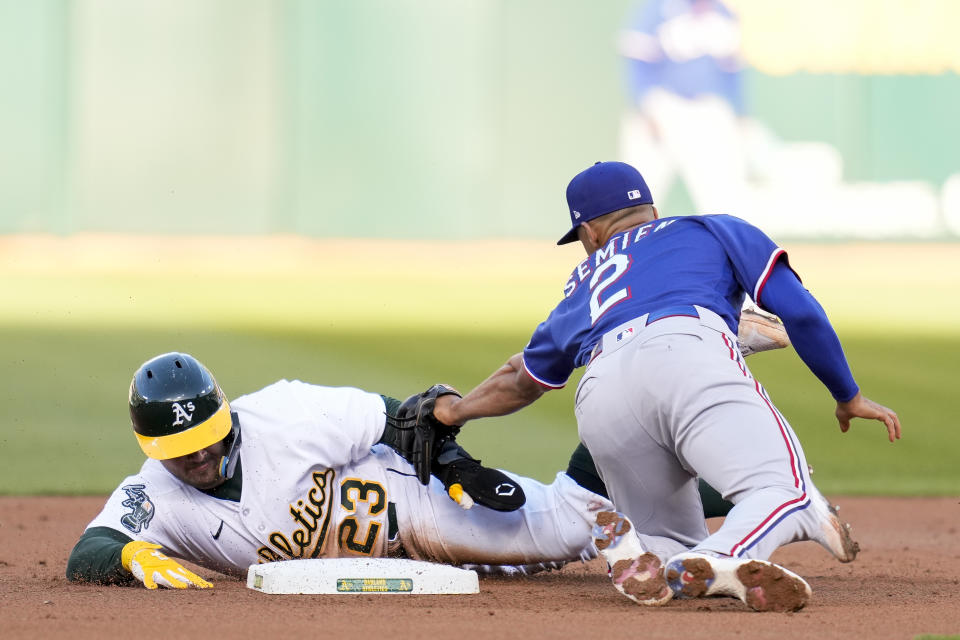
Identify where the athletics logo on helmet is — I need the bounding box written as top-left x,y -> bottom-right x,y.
171,402 -> 195,426
557,161 -> 654,245
128,352 -> 233,460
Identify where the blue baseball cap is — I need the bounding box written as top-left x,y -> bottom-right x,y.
557,161 -> 654,245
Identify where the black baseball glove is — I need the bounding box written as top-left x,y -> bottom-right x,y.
381,384 -> 462,485
381,384 -> 526,512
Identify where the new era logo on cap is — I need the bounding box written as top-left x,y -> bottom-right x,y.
628,190 -> 642,200
573,211 -> 581,219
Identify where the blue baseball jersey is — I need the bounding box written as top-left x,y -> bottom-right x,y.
522,214 -> 787,388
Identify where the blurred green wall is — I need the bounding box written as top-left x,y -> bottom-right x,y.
282,0 -> 631,239
1,0 -> 957,237
0,1 -> 68,232
748,71 -> 960,184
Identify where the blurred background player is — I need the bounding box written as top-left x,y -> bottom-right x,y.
618,0 -> 749,213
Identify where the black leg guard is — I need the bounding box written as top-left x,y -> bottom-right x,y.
432,440 -> 526,512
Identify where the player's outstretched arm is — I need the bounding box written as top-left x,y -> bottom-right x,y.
759,263 -> 861,402
67,526 -> 136,585
67,528 -> 213,589
835,392 -> 902,443
435,353 -> 545,426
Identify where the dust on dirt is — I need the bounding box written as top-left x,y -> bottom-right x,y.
1,496 -> 957,640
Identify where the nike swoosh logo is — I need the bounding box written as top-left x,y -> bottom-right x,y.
212,520 -> 224,540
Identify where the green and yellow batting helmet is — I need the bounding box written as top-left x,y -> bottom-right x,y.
128,352 -> 232,460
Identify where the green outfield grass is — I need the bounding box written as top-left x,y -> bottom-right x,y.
0,237 -> 956,495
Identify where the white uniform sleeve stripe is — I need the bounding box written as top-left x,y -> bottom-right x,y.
520,356 -> 566,389
753,248 -> 785,302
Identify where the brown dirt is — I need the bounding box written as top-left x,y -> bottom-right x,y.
1,496 -> 958,640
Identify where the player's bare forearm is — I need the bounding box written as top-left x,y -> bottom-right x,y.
435,353 -> 545,426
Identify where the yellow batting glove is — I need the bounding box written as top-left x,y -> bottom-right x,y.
446,483 -> 475,510
121,541 -> 213,590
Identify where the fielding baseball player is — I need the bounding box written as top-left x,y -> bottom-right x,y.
432,161 -> 901,612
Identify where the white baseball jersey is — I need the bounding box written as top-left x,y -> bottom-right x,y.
86,380 -> 608,575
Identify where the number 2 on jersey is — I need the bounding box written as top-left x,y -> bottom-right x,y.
589,254 -> 631,325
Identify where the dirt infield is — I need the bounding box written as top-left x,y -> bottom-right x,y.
1,496 -> 957,640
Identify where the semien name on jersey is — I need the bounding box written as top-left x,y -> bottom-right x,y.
564,219 -> 677,298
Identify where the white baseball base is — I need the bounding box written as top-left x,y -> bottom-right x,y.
246,558 -> 480,595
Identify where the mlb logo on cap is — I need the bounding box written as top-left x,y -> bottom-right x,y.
558,161 -> 654,245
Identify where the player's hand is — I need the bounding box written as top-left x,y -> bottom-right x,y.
383,384 -> 462,485
121,541 -> 213,589
432,394 -> 461,427
835,392 -> 901,443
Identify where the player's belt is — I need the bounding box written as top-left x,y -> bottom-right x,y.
587,305 -> 701,365
645,305 -> 699,325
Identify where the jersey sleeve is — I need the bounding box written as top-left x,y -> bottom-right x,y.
66,526 -> 134,584
380,394 -> 401,417
282,381 -> 388,467
697,214 -> 797,303
759,263 -> 859,402
71,466 -> 195,583
83,464 -> 199,560
521,312 -> 577,389
87,475 -> 165,540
